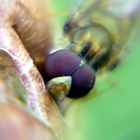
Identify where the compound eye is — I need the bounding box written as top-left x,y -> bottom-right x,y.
68,64 -> 96,98
44,49 -> 81,80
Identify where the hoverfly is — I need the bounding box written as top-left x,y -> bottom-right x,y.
45,0 -> 140,100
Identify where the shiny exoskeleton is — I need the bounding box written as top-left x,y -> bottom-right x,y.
63,0 -> 138,73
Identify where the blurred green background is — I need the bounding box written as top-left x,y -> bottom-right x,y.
49,0 -> 140,140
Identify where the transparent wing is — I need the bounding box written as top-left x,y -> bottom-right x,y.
104,0 -> 140,17
68,0 -> 140,23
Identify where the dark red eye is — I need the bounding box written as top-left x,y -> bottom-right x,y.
44,49 -> 81,80
68,64 -> 96,98
44,49 -> 96,98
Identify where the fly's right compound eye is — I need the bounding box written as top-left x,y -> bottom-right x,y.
44,49 -> 81,79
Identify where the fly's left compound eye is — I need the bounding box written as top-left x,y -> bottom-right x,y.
45,49 -> 96,99
69,64 -> 95,98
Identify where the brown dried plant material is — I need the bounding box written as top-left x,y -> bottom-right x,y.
0,0 -> 63,139
0,102 -> 56,140
0,59 -> 62,139
0,51 -> 26,101
0,26 -> 45,116
14,1 -> 53,71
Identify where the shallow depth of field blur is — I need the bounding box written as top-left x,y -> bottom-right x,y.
49,0 -> 140,140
